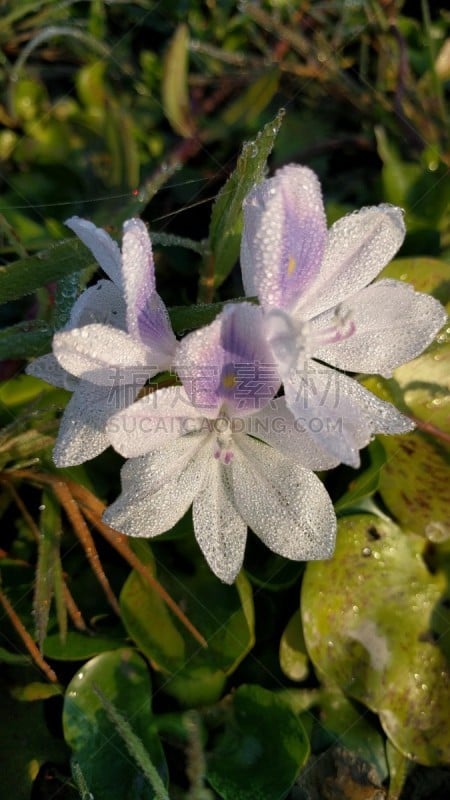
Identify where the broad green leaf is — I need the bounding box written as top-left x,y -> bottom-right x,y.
302,514 -> 450,765
43,630 -> 125,661
378,256 -> 450,312
208,108 -> 285,290
120,541 -> 254,706
0,238 -> 98,304
207,684 -> 309,800
316,688 -> 388,783
93,687 -> 169,800
367,256 -> 450,538
162,24 -> 194,137
377,430 -> 450,541
279,610 -> 309,682
63,649 -> 167,800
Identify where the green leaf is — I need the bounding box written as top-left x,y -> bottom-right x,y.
10,681 -> 63,701
43,630 -> 125,661
0,646 -> 31,666
302,514 -> 450,765
279,610 -> 309,682
63,649 -> 167,800
316,688 -> 388,783
169,297 -> 252,335
162,24 -> 194,137
0,320 -> 53,360
207,684 -> 309,800
120,541 -> 254,706
366,256 -> 450,538
0,238 -> 98,304
221,70 -> 279,127
208,108 -> 285,290
93,687 -> 170,800
34,490 -> 66,649
335,439 -> 386,514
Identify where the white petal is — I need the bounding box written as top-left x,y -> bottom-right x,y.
103,443 -> 209,538
193,460 -> 247,583
297,204 -> 405,319
26,353 -> 78,391
312,279 -> 447,376
68,281 -> 126,330
53,324 -> 155,385
53,380 -> 117,466
242,398 -> 340,470
241,165 -> 326,310
120,434 -> 207,497
283,360 -> 413,467
231,435 -> 336,560
107,386 -> 205,457
65,217 -> 122,287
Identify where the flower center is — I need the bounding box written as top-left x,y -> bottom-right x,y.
265,305 -> 356,371
314,305 -> 356,346
213,416 -> 234,464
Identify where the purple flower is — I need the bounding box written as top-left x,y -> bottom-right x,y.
27,217 -> 177,466
241,165 -> 447,467
104,303 -> 337,583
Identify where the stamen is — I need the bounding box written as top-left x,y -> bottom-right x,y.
316,307 -> 355,346
213,417 -> 234,464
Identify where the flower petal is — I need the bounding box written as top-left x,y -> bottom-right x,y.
242,397 -> 340,470
297,204 -> 406,318
107,386 -> 205,457
177,302 -> 279,416
231,435 -> 336,560
53,324 -> 155,385
122,219 -> 176,356
26,353 -> 78,391
193,461 -> 247,584
241,165 -> 326,310
312,279 -> 447,376
103,442 -> 209,538
120,434 -> 206,498
65,217 -> 122,287
283,360 -> 413,467
68,280 -> 126,330
53,380 -> 118,466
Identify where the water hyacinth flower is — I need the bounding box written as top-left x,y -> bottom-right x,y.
28,217 -> 177,466
104,303 -> 337,584
241,165 -> 447,467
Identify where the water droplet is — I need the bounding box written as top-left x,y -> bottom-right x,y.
362,546 -> 371,557
38,504 -> 46,511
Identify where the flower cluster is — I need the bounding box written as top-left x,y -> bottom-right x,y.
28,165 -> 446,583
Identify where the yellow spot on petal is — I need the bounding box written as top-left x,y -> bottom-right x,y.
287,255 -> 296,276
222,372 -> 237,389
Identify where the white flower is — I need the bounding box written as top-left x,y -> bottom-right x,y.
104,303 -> 337,583
241,164 -> 447,466
27,217 -> 177,466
